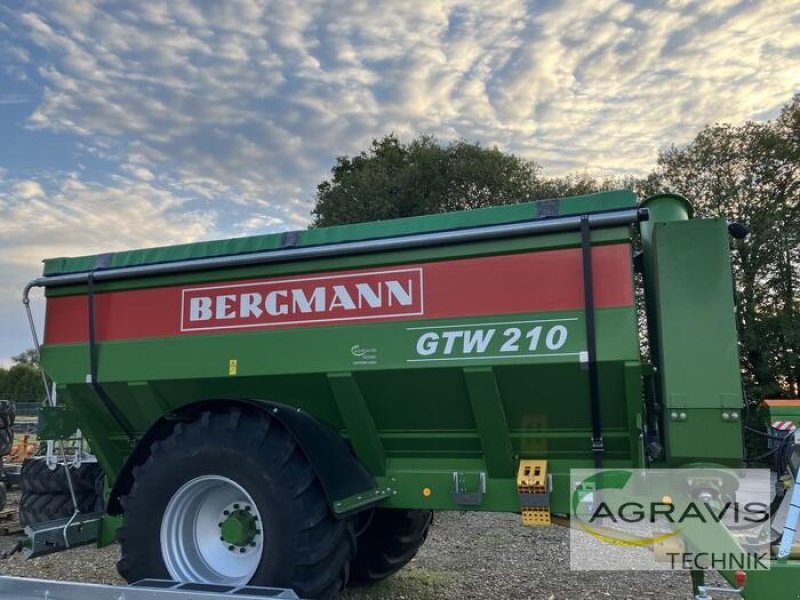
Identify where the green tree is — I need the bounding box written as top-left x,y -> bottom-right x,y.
0,348 -> 46,400
0,364 -> 45,400
311,135 -> 620,227
645,95 -> 800,400
11,348 -> 38,365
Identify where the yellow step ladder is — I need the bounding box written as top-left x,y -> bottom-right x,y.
517,460 -> 551,526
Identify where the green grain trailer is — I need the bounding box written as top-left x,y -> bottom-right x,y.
13,190 -> 799,599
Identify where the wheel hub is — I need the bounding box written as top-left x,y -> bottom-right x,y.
219,506 -> 258,548
160,475 -> 265,585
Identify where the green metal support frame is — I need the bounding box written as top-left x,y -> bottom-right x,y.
327,373 -> 386,476
463,367 -> 516,478
37,405 -> 80,441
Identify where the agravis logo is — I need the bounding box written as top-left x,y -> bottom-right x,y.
569,469 -> 772,571
571,470 -> 683,547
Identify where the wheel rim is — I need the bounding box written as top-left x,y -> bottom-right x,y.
161,475 -> 264,585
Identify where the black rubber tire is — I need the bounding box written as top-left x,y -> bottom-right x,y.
348,508 -> 433,586
117,408 -> 355,599
18,459 -> 105,526
0,401 -> 15,430
0,430 -> 12,458
19,491 -> 101,525
0,401 -> 15,457
0,483 -> 6,512
21,459 -> 103,495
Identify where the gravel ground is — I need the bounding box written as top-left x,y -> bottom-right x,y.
0,510 -> 714,599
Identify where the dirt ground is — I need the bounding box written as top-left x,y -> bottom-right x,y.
0,509 -> 716,599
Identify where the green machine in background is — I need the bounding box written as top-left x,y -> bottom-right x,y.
13,189 -> 798,599
761,399 -> 800,438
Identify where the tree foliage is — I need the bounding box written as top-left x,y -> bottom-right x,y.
645,95 -> 799,400
311,135 -> 535,226
311,135 -> 624,227
0,349 -> 46,401
11,348 -> 38,365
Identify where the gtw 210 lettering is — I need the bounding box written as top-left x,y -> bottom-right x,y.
415,325 -> 569,356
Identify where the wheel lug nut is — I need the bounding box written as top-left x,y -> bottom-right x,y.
223,510 -> 229,516
255,530 -> 261,535
250,542 -> 256,547
218,522 -> 223,527
239,548 -> 246,553
228,545 -> 234,551
233,504 -> 240,509
245,506 -> 251,512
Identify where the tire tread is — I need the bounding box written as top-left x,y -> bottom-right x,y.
348,508 -> 433,586
117,408 -> 353,600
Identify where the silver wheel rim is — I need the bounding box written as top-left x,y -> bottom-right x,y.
161,475 -> 264,585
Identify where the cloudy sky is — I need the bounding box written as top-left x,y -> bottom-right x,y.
0,0 -> 798,364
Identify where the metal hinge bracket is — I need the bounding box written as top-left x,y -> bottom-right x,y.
452,471 -> 486,506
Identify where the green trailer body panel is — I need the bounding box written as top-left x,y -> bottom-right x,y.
35,189 -> 737,510
720,562 -> 800,600
39,213 -> 643,515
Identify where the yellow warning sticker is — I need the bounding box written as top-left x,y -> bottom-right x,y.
228,359 -> 238,376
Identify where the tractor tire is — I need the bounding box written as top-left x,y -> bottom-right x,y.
21,458 -> 103,495
348,508 -> 433,586
0,431 -> 12,458
117,408 -> 355,600
19,491 -> 102,525
0,401 -> 15,430
18,459 -> 106,525
0,401 -> 15,457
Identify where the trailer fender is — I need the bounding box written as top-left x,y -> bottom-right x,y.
106,399 -> 379,519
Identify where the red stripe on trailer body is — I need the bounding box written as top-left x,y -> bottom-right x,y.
44,244 -> 633,344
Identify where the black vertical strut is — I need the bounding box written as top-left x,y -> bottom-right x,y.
87,272 -> 135,441
580,216 -> 603,468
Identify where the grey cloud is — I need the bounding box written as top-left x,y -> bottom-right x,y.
15,0 -> 799,190
0,170 -> 212,359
